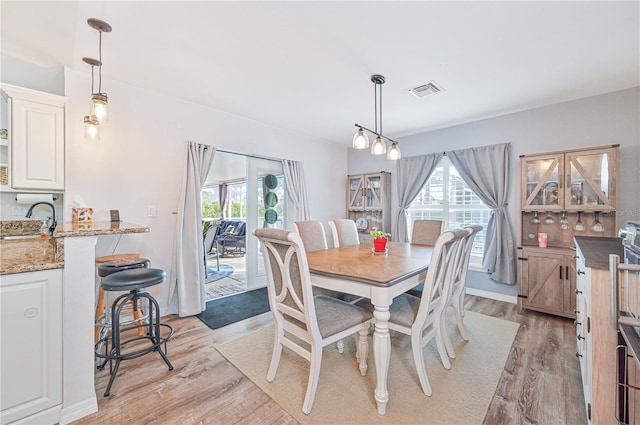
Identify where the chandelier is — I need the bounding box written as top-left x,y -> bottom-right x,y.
83,18 -> 112,141
353,74 -> 401,160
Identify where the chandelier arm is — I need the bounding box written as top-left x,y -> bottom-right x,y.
353,123 -> 399,145
98,31 -> 103,93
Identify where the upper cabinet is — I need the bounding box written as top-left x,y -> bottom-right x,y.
521,145 -> 618,211
347,172 -> 391,237
0,84 -> 67,192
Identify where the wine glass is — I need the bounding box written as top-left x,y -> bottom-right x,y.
574,211 -> 585,231
591,212 -> 604,233
559,211 -> 570,230
530,211 -> 541,224
544,211 -> 555,224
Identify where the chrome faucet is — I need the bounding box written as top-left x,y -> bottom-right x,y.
25,202 -> 57,234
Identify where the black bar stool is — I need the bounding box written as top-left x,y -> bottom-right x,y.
97,268 -> 174,396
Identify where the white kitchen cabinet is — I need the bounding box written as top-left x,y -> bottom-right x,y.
0,84 -> 67,191
0,269 -> 63,425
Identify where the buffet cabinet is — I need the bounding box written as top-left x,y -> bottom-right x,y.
0,84 -> 67,191
347,172 -> 391,242
518,145 -> 619,318
0,269 -> 63,425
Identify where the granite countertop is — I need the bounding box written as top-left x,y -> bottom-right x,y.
1,220 -> 149,275
573,236 -> 624,270
53,221 -> 150,237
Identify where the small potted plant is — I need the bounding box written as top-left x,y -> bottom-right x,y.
370,228 -> 391,252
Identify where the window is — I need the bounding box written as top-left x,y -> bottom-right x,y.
407,157 -> 491,268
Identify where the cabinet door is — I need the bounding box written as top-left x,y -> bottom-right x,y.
523,251 -> 565,313
521,153 -> 564,210
563,254 -> 577,315
10,98 -> 64,190
0,269 -> 62,424
364,174 -> 383,210
564,147 -> 617,211
348,175 -> 364,210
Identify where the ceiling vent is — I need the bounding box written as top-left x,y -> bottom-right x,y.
408,81 -> 443,99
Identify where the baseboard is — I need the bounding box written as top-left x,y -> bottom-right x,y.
466,287 -> 518,304
58,397 -> 98,425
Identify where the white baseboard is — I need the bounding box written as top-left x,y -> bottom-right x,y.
466,287 -> 518,304
59,397 -> 98,425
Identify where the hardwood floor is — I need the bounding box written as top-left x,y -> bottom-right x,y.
72,295 -> 586,425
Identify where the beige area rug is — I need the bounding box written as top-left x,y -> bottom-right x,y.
216,310 -> 520,425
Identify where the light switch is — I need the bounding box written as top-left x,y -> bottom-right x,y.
148,205 -> 157,217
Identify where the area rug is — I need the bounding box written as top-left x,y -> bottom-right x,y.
216,310 -> 519,424
205,264 -> 234,283
204,278 -> 247,301
197,287 -> 270,329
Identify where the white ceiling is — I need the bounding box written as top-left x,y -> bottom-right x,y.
2,1 -> 639,146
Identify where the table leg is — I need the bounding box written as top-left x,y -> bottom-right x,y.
373,304 -> 391,415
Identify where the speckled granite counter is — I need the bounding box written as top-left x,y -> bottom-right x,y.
0,221 -> 149,275
53,221 -> 150,238
573,236 -> 624,270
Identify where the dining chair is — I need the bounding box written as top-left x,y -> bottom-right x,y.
328,219 -> 360,248
411,219 -> 445,245
253,228 -> 372,414
356,229 -> 467,396
445,225 -> 483,349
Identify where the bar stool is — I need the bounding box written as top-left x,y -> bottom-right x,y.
96,268 -> 174,396
95,256 -> 151,345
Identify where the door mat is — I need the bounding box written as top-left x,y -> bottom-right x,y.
197,287 -> 270,329
205,264 -> 234,283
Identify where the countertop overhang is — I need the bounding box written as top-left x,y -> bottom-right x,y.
53,221 -> 150,238
573,236 -> 624,270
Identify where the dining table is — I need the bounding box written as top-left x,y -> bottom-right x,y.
305,241 -> 433,415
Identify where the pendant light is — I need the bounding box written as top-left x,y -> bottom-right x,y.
352,74 -> 401,160
83,18 -> 112,140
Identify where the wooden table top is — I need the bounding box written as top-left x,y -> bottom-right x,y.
306,242 -> 433,287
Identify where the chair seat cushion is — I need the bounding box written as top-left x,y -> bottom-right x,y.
314,295 -> 372,338
102,268 -> 166,291
98,258 -> 150,277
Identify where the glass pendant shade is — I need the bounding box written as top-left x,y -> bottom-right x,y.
352,128 -> 370,149
91,93 -> 109,123
84,115 -> 100,141
387,142 -> 401,160
371,136 -> 386,155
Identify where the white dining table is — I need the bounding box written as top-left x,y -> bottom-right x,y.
305,242 -> 433,415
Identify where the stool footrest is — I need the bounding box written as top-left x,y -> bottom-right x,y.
95,323 -> 174,362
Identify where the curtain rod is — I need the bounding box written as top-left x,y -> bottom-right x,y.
216,148 -> 282,163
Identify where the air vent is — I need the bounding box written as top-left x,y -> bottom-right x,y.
408,81 -> 443,99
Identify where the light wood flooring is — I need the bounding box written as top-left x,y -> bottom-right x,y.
72,295 -> 586,425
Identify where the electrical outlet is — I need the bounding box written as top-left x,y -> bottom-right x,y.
148,205 -> 157,217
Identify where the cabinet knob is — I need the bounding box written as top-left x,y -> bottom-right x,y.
577,335 -> 585,341
577,270 -> 585,275
575,352 -> 583,358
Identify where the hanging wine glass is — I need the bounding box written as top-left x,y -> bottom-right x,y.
574,211 -> 585,231
530,211 -> 541,224
544,211 -> 555,224
560,211 -> 570,230
591,211 -> 604,233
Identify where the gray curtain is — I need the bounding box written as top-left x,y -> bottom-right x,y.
219,183 -> 228,219
282,159 -> 311,221
170,141 -> 216,316
446,143 -> 516,284
394,153 -> 444,242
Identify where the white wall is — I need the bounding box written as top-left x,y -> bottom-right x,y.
349,87 -> 640,294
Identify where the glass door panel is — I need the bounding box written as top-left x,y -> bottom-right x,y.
565,149 -> 616,210
348,176 -> 363,209
365,175 -> 382,209
521,154 -> 563,210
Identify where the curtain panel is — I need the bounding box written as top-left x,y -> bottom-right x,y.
282,160 -> 311,221
170,141 -> 216,316
446,143 -> 516,284
394,153 -> 444,242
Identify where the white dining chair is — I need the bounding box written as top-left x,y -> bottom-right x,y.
357,229 -> 467,396
445,225 -> 483,348
328,219 -> 360,248
411,219 -> 445,246
292,220 -> 329,252
253,228 -> 372,414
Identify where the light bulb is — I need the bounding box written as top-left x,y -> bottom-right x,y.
84,115 -> 100,141
387,142 -> 401,160
91,93 -> 109,123
352,128 -> 369,149
371,136 -> 386,155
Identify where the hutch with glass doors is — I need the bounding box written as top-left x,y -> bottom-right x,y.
517,144 -> 619,318
347,172 -> 391,243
